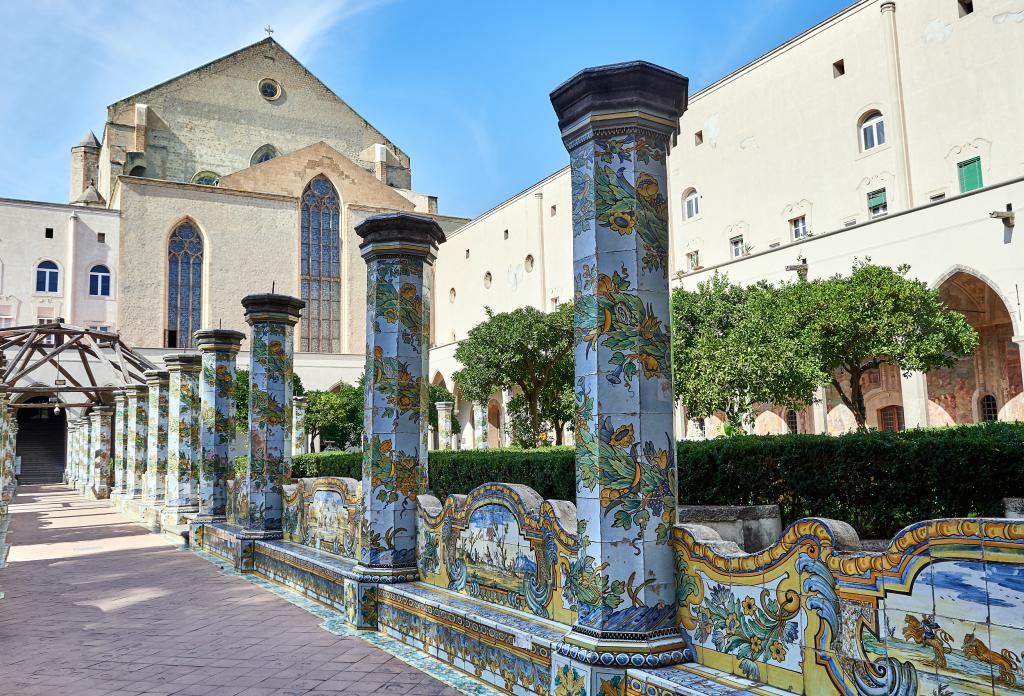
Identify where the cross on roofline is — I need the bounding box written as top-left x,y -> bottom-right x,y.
265,25 -> 274,37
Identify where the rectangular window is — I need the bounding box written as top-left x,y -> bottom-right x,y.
957,157 -> 983,193
930,192 -> 946,202
465,249 -> 470,259
88,325 -> 110,332
959,0 -> 974,17
694,130 -> 703,146
44,228 -> 53,239
878,405 -> 905,432
550,205 -> 556,216
730,236 -> 744,259
686,250 -> 700,270
166,329 -> 178,348
790,216 -> 807,240
37,317 -> 55,346
867,189 -> 888,218
832,59 -> 845,78
97,232 -> 106,243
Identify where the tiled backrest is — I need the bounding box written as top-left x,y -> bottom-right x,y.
671,517 -> 1024,696
281,477 -> 360,560
418,482 -> 579,626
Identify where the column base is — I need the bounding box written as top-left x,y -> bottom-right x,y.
138,501 -> 165,532
233,528 -> 283,572
89,485 -> 110,500
343,577 -> 378,630
160,504 -> 199,528
552,628 -> 693,696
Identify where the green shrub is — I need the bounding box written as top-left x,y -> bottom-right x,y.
677,421 -> 1024,539
291,451 -> 363,479
234,456 -> 246,476
288,448 -> 575,502
427,447 -> 575,503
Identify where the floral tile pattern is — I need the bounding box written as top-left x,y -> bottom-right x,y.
196,330 -> 242,517
124,385 -> 148,498
143,370 -> 169,503
165,356 -> 201,514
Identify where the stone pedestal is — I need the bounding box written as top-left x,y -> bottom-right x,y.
473,402 -> 488,449
350,212 -> 445,626
550,61 -> 691,686
141,370 -> 169,528
162,353 -> 202,527
193,329 -> 244,522
123,385 -> 148,500
435,401 -> 453,450
88,407 -> 113,499
292,395 -> 307,455
236,293 -> 303,553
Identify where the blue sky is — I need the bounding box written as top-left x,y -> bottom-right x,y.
0,0 -> 851,218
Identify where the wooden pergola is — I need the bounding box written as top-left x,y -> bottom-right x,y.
0,321 -> 157,408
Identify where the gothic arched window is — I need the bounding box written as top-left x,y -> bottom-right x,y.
167,221 -> 203,348
300,176 -> 341,352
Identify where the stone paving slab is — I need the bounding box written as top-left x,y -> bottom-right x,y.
0,485 -> 461,696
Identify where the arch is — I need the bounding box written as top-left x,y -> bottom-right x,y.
930,264 -> 1020,335
926,269 -> 1020,425
682,187 -> 700,220
431,372 -> 448,390
858,110 -> 885,151
88,264 -> 111,297
980,394 -> 998,422
251,144 -> 279,166
191,171 -> 221,186
35,260 -> 60,293
300,175 -> 341,353
166,219 -> 204,348
128,165 -> 147,177
786,409 -> 799,434
487,398 -> 502,448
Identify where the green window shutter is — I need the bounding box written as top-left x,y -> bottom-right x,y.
867,189 -> 887,208
958,157 -> 983,193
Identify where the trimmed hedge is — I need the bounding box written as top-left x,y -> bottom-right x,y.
290,451 -> 362,479
287,447 -> 576,502
677,421 -> 1024,539
241,422 -> 1022,541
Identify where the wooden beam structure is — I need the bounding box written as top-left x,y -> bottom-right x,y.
0,322 -> 159,408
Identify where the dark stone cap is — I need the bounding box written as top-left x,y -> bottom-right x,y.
550,61 -> 689,140
194,328 -> 246,352
356,213 -> 446,261
241,293 -> 305,326
163,352 -> 202,369
143,369 -> 170,383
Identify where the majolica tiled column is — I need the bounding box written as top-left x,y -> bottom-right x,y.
195,329 -> 244,520
292,396 -> 307,455
435,401 -> 453,450
550,62 -> 691,682
348,213 -> 444,628
238,293 -> 304,546
124,385 -> 148,499
89,407 -> 113,499
79,417 -> 92,494
142,370 -> 169,513
162,353 -> 202,526
112,390 -> 128,497
473,402 -> 488,449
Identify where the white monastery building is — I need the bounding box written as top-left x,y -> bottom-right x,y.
1,0 -> 1022,449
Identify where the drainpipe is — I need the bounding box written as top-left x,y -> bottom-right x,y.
534,192 -> 548,311
66,212 -> 78,324
881,1 -> 914,208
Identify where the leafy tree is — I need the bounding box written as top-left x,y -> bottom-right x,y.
799,261 -> 977,431
235,369 -> 305,432
453,304 -> 574,447
539,381 -> 575,445
671,273 -> 825,430
304,385 -> 362,451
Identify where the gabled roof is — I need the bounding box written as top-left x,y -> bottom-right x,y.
105,38 -> 402,158
217,141 -> 415,211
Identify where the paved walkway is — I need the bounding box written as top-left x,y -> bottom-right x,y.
0,485 -> 457,696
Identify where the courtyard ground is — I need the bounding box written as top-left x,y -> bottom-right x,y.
0,484 -> 459,696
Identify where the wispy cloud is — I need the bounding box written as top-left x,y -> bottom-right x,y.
693,0 -> 794,87
0,0 -> 390,200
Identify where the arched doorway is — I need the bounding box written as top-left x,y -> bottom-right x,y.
928,271 -> 1021,424
487,399 -> 502,448
15,396 -> 66,483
